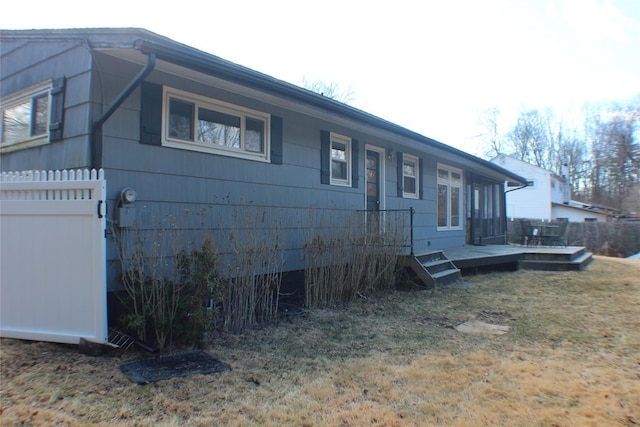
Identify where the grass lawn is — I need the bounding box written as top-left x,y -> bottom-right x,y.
1,256 -> 639,426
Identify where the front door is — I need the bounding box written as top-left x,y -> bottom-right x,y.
366,148 -> 384,231
366,150 -> 381,212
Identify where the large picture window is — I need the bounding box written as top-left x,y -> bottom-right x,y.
163,87 -> 270,161
437,164 -> 463,230
1,82 -> 51,149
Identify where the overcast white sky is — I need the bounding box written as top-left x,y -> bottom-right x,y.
2,0 -> 639,155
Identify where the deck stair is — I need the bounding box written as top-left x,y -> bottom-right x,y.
401,251 -> 461,287
519,247 -> 594,271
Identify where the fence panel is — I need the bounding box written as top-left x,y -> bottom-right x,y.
0,169 -> 107,344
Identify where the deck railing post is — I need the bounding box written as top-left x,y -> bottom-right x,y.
410,207 -> 415,256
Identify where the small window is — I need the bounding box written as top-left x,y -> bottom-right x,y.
163,87 -> 270,161
330,133 -> 351,186
402,154 -> 419,198
1,82 -> 51,149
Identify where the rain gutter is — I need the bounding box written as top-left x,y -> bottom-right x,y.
133,38 -> 526,186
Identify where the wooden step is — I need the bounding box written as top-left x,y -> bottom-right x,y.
520,252 -> 593,271
422,259 -> 455,275
431,268 -> 462,285
400,256 -> 436,288
416,251 -> 447,264
400,252 -> 461,287
522,247 -> 585,262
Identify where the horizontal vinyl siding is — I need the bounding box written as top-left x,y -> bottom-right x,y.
0,40 -> 93,171
93,56 -> 469,284
1,40 -> 92,87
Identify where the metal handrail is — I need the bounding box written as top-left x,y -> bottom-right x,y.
357,207 -> 415,255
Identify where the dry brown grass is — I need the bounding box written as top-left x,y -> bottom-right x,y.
2,256 -> 639,426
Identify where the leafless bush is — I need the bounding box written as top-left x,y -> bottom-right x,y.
114,211 -> 222,349
222,205 -> 285,332
303,210 -> 407,308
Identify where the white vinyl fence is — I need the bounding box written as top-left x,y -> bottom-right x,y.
0,169 -> 107,344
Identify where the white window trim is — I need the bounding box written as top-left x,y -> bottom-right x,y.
330,132 -> 352,187
402,153 -> 419,199
161,86 -> 270,162
0,80 -> 52,152
437,163 -> 464,231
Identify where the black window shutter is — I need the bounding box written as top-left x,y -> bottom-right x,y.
140,82 -> 163,145
49,76 -> 66,142
270,115 -> 283,164
351,138 -> 359,188
320,130 -> 330,184
397,152 -> 404,197
419,158 -> 424,199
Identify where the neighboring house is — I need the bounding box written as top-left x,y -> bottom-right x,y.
1,28 -> 525,293
491,154 -> 610,222
553,200 -> 615,222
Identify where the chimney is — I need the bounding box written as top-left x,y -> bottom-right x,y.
561,162 -> 570,204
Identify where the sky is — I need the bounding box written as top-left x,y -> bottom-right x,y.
2,0 -> 639,155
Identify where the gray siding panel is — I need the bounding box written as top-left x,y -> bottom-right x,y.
1,42 -> 91,90
1,136 -> 90,171
64,71 -> 92,108
1,40 -> 93,171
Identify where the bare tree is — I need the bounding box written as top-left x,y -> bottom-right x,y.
542,108 -> 563,174
475,106 -> 505,158
556,133 -> 589,198
476,95 -> 639,213
301,77 -> 356,104
508,109 -> 550,168
584,101 -> 640,209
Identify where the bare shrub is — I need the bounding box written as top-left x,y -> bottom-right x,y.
114,212 -> 222,349
303,209 -> 407,308
222,205 -> 285,333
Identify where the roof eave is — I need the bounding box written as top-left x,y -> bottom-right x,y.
134,38 -> 527,186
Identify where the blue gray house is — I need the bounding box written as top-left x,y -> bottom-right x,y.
1,28 -> 525,292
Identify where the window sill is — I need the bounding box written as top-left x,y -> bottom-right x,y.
162,139 -> 270,163
0,137 -> 49,154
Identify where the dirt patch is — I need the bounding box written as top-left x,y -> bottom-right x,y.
455,320 -> 512,335
420,311 -> 513,330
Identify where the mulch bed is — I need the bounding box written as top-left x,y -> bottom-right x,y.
119,350 -> 230,384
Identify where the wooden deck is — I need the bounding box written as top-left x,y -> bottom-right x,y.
439,245 -> 593,273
